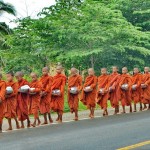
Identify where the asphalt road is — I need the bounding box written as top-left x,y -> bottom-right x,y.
0,111 -> 150,150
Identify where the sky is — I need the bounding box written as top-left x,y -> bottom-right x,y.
1,0 -> 56,28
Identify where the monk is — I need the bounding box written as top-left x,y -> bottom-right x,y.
109,66 -> 121,114
0,73 -> 6,133
97,68 -> 110,116
141,67 -> 150,110
51,65 -> 66,123
4,72 -> 20,130
119,67 -> 132,113
131,68 -> 142,112
15,71 -> 30,128
39,67 -> 53,124
68,68 -> 82,121
81,68 -> 97,118
29,73 -> 42,127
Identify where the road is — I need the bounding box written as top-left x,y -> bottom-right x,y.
0,111 -> 150,150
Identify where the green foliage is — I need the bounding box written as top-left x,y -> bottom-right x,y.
1,0 -> 150,74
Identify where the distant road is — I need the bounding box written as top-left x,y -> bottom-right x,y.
0,111 -> 150,150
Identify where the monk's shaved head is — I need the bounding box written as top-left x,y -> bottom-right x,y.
30,72 -> 38,81
133,68 -> 139,74
42,66 -> 49,76
112,66 -> 118,73
88,68 -> 95,76
144,67 -> 149,73
15,71 -> 24,81
15,71 -> 24,77
122,67 -> 128,74
42,67 -> 49,72
56,65 -> 63,74
30,72 -> 38,77
101,68 -> 107,75
71,67 -> 77,75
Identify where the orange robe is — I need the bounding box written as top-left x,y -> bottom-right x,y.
39,75 -> 53,114
51,74 -> 66,114
4,81 -> 18,119
29,80 -> 42,119
119,74 -> 132,106
131,73 -> 142,104
81,75 -> 97,108
16,79 -> 29,121
97,74 -> 110,109
109,73 -> 121,108
0,80 -> 6,124
68,75 -> 82,112
141,73 -> 150,104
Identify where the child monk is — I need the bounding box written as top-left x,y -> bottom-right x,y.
119,67 -> 132,113
39,67 -> 53,125
81,68 -> 97,118
131,68 -> 142,112
4,72 -> 20,130
51,65 -> 66,123
68,67 -> 82,121
15,71 -> 30,128
141,67 -> 150,110
0,73 -> 6,133
29,73 -> 42,127
97,68 -> 110,116
109,66 -> 121,114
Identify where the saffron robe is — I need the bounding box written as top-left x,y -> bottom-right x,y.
68,75 -> 82,112
0,80 -> 6,124
39,74 -> 53,114
29,80 -> 42,119
4,81 -> 18,119
81,75 -> 97,108
51,74 -> 66,114
141,73 -> 150,104
97,74 -> 110,109
119,74 -> 132,106
16,79 -> 29,121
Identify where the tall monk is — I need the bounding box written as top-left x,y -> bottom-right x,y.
68,68 -> 82,121
119,67 -> 132,113
39,67 -> 53,124
141,67 -> 150,110
81,68 -> 97,118
29,73 -> 42,127
0,73 -> 6,133
97,68 -> 110,116
4,72 -> 20,130
51,65 -> 66,123
109,66 -> 121,114
15,71 -> 30,128
131,68 -> 142,112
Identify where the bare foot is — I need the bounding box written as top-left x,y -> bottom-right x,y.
133,110 -> 137,112
74,117 -> 78,121
41,122 -> 48,125
16,125 -> 20,129
56,117 -> 59,121
49,119 -> 53,123
121,111 -> 126,114
27,121 -> 31,128
31,124 -> 36,127
6,128 -> 12,131
58,119 -> 62,123
21,125 -> 25,129
37,121 -> 41,126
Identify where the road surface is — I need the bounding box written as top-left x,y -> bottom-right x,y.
0,111 -> 150,150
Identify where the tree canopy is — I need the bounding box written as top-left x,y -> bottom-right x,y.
0,0 -> 150,74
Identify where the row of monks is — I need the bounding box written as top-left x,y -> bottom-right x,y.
0,66 -> 150,132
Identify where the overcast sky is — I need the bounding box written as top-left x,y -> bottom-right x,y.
1,0 -> 56,28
